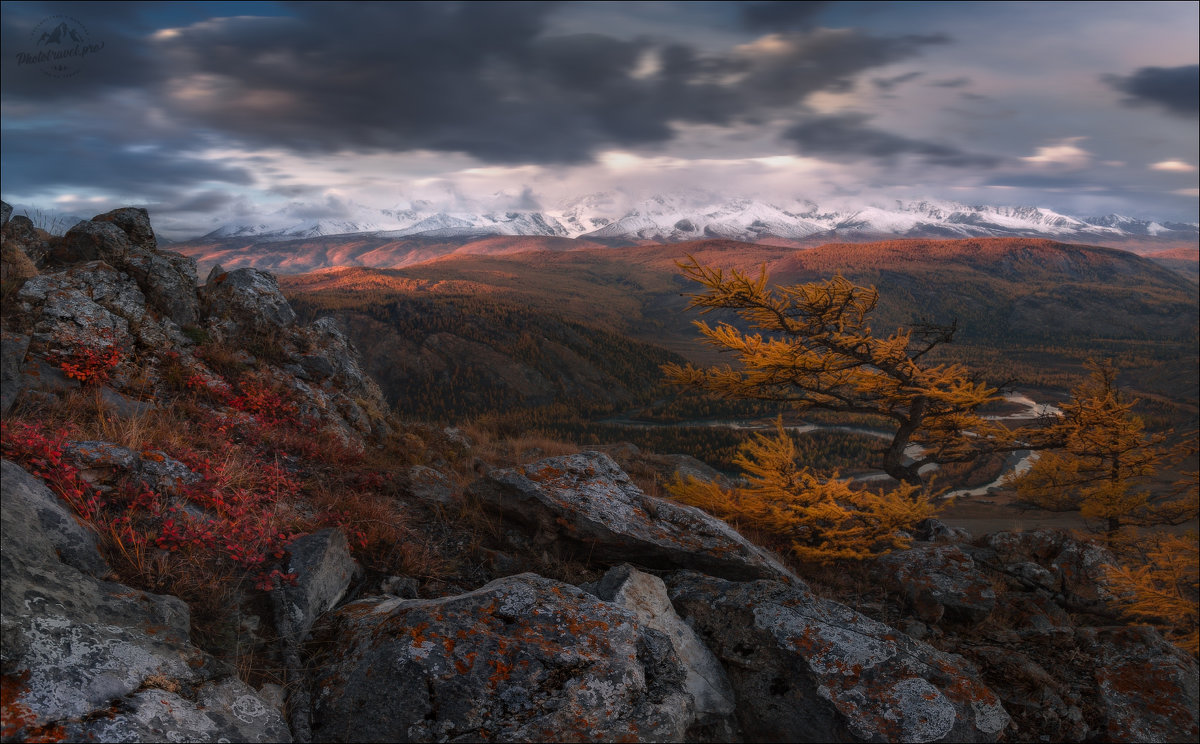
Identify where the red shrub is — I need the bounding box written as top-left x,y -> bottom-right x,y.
49,328 -> 122,386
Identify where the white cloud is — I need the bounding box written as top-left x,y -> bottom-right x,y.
1021,137 -> 1091,168
1151,159 -> 1197,172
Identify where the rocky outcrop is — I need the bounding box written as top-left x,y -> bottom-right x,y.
310,573 -> 696,742
470,451 -> 797,582
1,460 -> 291,743
972,529 -> 1117,602
1081,626 -> 1200,742
668,571 -> 1010,743
204,266 -> 297,336
873,545 -> 996,626
586,565 -> 738,736
4,206 -> 392,443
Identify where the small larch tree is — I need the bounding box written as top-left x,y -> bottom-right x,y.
1013,362 -> 1196,536
663,259 -> 1027,487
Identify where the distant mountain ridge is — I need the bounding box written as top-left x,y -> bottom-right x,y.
194,194 -> 1198,245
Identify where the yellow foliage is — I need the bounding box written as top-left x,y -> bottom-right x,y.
664,258 -> 1022,486
1013,361 -> 1192,535
668,422 -> 935,563
1105,531 -> 1199,657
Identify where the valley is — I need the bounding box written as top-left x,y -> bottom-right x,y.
281,236 -> 1199,484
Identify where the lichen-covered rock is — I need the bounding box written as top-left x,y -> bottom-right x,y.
969,645 -> 1088,740
18,260 -> 144,344
65,440 -> 200,494
310,573 -> 695,742
668,571 -> 1009,743
278,528 -> 359,641
204,267 -> 296,335
978,530 -> 1117,601
1078,626 -> 1200,742
470,451 -> 797,582
873,545 -> 996,626
122,248 -> 201,327
0,461 -> 291,743
64,679 -> 289,743
586,565 -> 737,730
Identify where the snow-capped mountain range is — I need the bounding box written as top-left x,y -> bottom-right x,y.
196,194 -> 1199,245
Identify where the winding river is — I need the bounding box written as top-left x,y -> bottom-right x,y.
602,392 -> 1062,498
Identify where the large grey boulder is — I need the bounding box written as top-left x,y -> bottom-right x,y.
310,572 -> 695,742
873,545 -> 996,626
668,571 -> 1010,743
469,451 -> 797,582
204,267 -> 296,335
2,459 -> 109,578
586,565 -> 737,731
0,460 -> 291,742
54,219 -> 132,265
277,528 -> 359,642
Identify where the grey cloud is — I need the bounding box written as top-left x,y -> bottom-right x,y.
740,2 -> 831,31
137,6 -> 948,165
1,128 -> 253,196
873,71 -> 923,90
1104,64 -> 1199,118
930,76 -> 970,88
164,190 -> 239,213
782,113 -> 1001,167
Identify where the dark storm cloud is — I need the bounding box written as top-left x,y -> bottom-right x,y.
1,1 -> 162,101
782,113 -> 1000,167
739,2 -> 831,31
132,4 -> 948,164
1104,64 -> 1199,118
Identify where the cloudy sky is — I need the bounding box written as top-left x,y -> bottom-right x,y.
2,1 -> 1197,238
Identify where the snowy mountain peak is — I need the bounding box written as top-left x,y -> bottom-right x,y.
195,196 -> 1199,245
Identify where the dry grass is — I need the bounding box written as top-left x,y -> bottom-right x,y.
457,424 -> 581,469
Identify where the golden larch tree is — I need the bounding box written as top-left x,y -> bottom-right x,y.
663,259 -> 1028,486
1105,530 -> 1199,656
1013,362 -> 1196,535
